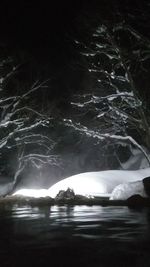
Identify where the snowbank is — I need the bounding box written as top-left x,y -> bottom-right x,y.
13,168 -> 150,199
110,180 -> 147,200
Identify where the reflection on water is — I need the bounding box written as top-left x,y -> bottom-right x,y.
10,205 -> 149,241
0,205 -> 150,266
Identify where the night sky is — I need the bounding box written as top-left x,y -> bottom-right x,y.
0,2 -> 83,53
0,0 -> 150,188
1,1 -> 150,78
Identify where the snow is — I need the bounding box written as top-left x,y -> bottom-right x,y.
13,168 -> 150,199
110,180 -> 147,200
13,189 -> 49,198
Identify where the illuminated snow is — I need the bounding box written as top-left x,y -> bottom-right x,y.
13,168 -> 150,199
110,180 -> 147,200
13,189 -> 49,198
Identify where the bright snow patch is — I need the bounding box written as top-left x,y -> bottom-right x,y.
13,189 -> 49,198
110,180 -> 147,200
13,168 -> 150,199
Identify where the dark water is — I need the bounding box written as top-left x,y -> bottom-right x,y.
0,205 -> 150,267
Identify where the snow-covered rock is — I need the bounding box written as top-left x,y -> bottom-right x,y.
47,168 -> 150,198
55,188 -> 75,200
110,180 -> 147,200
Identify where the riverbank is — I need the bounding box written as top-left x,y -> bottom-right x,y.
0,195 -> 150,208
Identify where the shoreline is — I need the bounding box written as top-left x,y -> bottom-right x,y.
0,195 -> 150,208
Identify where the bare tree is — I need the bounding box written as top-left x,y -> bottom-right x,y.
64,24 -> 150,165
0,59 -> 60,194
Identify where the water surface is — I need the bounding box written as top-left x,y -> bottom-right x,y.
0,205 -> 150,266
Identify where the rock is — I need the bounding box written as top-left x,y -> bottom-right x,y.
143,176 -> 150,197
127,194 -> 150,207
110,180 -> 146,200
75,194 -> 89,201
55,188 -> 75,200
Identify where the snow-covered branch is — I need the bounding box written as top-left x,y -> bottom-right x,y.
62,25 -> 150,170
64,119 -> 150,165
0,71 -> 59,191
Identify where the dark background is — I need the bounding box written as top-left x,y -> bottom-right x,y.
0,0 -> 150,189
